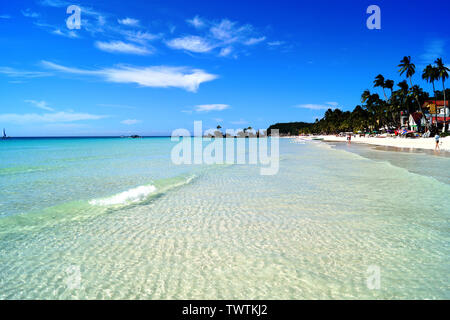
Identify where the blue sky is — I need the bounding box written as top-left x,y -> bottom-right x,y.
0,0 -> 449,136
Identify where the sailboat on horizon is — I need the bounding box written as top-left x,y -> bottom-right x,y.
2,128 -> 8,140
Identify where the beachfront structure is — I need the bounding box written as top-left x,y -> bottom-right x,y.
408,112 -> 427,132
423,100 -> 450,127
400,111 -> 409,129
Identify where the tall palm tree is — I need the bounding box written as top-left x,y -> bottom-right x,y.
395,80 -> 410,128
361,90 -> 371,104
398,56 -> 422,113
422,64 -> 439,129
383,80 -> 395,125
374,74 -> 388,101
435,58 -> 450,131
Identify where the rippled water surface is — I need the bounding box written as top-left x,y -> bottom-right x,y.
0,138 -> 448,299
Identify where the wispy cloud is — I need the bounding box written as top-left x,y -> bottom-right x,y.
95,41 -> 152,55
42,61 -> 218,92
219,46 -> 233,57
0,112 -> 108,124
52,29 -> 79,38
267,41 -> 284,46
122,30 -> 159,44
295,102 -> 338,110
168,16 -> 266,57
166,36 -> 216,53
0,14 -> 11,19
39,0 -> 101,17
419,39 -> 446,66
194,104 -> 230,112
33,21 -> 80,39
21,9 -> 40,18
186,16 -> 205,29
121,119 -> 141,125
0,67 -> 51,78
39,0 -> 69,7
25,100 -> 54,111
244,37 -> 266,46
118,17 -> 140,27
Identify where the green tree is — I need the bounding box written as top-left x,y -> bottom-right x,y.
435,58 -> 449,131
398,56 -> 423,113
422,64 -> 440,128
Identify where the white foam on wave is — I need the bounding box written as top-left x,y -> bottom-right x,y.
89,185 -> 156,206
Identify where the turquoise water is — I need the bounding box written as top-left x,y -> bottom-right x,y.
0,138 -> 448,299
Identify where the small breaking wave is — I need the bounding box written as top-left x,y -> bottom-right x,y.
89,185 -> 157,206
89,174 -> 196,207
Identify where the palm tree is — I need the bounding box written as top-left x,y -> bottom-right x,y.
374,74 -> 388,101
435,58 -> 449,131
384,79 -> 394,96
398,56 -> 422,113
384,79 -> 396,126
422,64 -> 439,129
395,81 -> 410,128
361,90 -> 371,104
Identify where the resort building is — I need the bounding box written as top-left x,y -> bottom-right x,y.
422,100 -> 450,128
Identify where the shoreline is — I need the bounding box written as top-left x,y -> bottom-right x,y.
317,135 -> 450,152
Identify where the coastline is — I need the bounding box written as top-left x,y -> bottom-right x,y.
308,135 -> 450,152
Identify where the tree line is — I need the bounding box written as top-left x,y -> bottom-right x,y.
268,57 -> 449,135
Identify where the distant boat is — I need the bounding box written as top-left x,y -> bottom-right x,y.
130,135 -> 141,139
2,128 -> 7,140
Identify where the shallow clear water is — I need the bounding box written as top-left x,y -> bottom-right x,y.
0,138 -> 448,299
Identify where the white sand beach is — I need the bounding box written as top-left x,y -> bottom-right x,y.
314,135 -> 450,152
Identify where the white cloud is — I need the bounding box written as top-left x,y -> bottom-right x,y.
244,37 -> 266,45
194,104 -> 230,112
22,9 -> 40,18
42,61 -> 218,92
0,112 -> 108,124
0,67 -> 50,78
25,100 -> 54,111
187,16 -> 205,29
121,119 -> 141,125
166,36 -> 216,53
118,17 -> 140,27
95,41 -> 152,55
325,102 -> 339,107
0,14 -> 11,19
267,41 -> 284,46
420,39 -> 446,65
39,0 -> 101,17
39,0 -> 69,7
210,19 -> 239,41
52,29 -> 78,38
295,104 -> 334,110
167,17 -> 266,57
123,30 -> 159,44
219,47 -> 233,57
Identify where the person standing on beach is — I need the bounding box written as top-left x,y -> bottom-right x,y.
435,134 -> 440,151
